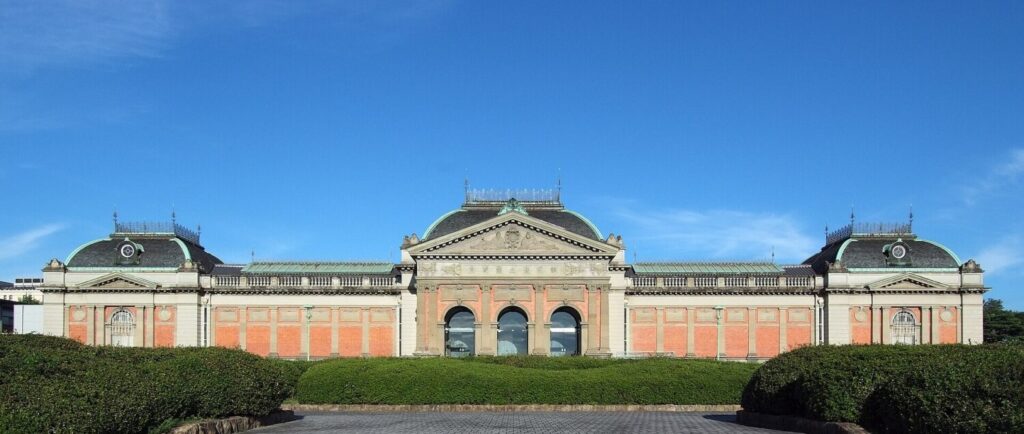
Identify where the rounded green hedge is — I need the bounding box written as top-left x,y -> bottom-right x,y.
741,344 -> 1024,433
296,356 -> 758,405
0,334 -> 294,434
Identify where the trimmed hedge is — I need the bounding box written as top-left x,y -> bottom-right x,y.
741,344 -> 1024,433
296,356 -> 758,405
0,334 -> 294,434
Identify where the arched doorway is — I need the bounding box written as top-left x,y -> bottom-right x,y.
891,310 -> 918,345
497,308 -> 528,355
444,308 -> 475,357
550,308 -> 581,356
109,308 -> 135,347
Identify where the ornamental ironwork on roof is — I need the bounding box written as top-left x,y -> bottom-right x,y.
114,221 -> 201,246
825,222 -> 913,245
632,262 -> 784,275
241,261 -> 394,275
464,187 -> 562,208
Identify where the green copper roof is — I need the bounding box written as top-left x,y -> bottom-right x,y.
632,262 -> 783,275
242,262 -> 393,275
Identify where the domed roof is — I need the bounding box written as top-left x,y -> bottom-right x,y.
422,208 -> 603,241
803,236 -> 960,274
66,224 -> 222,272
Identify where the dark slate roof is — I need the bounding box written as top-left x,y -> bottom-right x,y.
211,264 -> 244,276
0,281 -> 11,288
67,236 -> 223,271
782,265 -> 817,277
802,237 -> 959,273
423,209 -> 601,240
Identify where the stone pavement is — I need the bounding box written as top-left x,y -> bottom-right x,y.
249,411 -> 798,433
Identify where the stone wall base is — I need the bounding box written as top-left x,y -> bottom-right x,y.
283,404 -> 741,412
736,410 -> 869,434
169,410 -> 296,434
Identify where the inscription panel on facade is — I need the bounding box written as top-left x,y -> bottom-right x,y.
493,286 -> 533,301
418,260 -> 608,278
440,286 -> 478,301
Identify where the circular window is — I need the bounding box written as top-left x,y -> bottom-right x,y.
891,244 -> 907,259
120,243 -> 136,258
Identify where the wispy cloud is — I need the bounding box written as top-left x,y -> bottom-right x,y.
975,236 -> 1023,275
610,205 -> 818,262
962,148 -> 1024,206
0,224 -> 66,261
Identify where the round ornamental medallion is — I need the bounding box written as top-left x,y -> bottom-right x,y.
72,308 -> 86,321
891,244 -> 907,259
854,310 -> 867,322
940,310 -> 953,322
158,308 -> 171,322
120,243 -> 136,258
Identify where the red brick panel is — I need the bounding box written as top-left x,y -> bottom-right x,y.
277,326 -> 300,358
246,325 -> 270,356
310,326 -> 332,357
69,324 -> 87,344
663,325 -> 686,356
694,327 -> 717,357
756,327 -> 779,357
787,326 -> 811,350
369,326 -> 394,356
216,326 -> 239,349
339,326 -> 362,357
155,325 -> 175,347
725,326 -> 748,358
631,325 -> 657,353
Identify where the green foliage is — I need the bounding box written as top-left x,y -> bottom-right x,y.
984,298 -> 1024,343
0,334 -> 293,434
16,294 -> 40,304
295,356 -> 757,405
741,345 -> 1024,433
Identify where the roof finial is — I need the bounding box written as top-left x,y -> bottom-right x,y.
771,246 -> 775,264
113,210 -> 119,227
908,204 -> 914,229
251,249 -> 255,263
824,223 -> 829,240
850,206 -> 855,225
171,209 -> 176,225
464,177 -> 469,202
557,168 -> 562,202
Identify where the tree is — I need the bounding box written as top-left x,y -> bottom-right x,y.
983,299 -> 1024,343
17,294 -> 41,305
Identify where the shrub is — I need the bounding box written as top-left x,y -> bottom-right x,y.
295,356 -> 757,405
741,345 -> 1024,433
0,335 -> 292,434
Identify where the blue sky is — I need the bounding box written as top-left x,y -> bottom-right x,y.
1,2 -> 1022,307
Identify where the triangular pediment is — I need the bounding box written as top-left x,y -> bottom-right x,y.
866,273 -> 949,290
407,212 -> 619,257
77,273 -> 160,289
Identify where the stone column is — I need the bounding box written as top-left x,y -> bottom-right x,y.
922,306 -> 932,344
881,306 -> 891,345
873,305 -> 883,344
239,307 -> 247,351
269,308 -> 279,357
360,307 -> 370,357
86,306 -> 95,345
95,306 -> 105,345
716,307 -> 725,359
600,287 -> 611,353
655,307 -> 665,354
779,307 -> 789,354
330,307 -> 340,357
931,307 -> 940,345
209,307 -> 217,346
146,305 -> 155,347
685,307 -> 695,357
533,284 -> 546,355
747,307 -> 757,359
480,285 -> 493,355
134,305 -> 145,347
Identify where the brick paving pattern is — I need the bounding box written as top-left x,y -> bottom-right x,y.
249,411 -> 796,433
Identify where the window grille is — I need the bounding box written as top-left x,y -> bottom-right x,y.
339,276 -> 362,286
249,276 -> 270,286
633,277 -> 656,287
108,309 -> 135,347
280,276 -> 302,286
891,310 -> 919,345
663,277 -> 686,287
215,276 -> 240,286
309,276 -> 331,286
754,276 -> 779,287
724,276 -> 748,286
693,276 -> 717,287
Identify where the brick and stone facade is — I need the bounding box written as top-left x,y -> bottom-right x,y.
38,194 -> 987,359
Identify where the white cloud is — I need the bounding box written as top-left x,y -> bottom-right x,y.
975,236 -> 1023,275
962,148 -> 1024,205
611,206 -> 818,262
0,224 -> 66,261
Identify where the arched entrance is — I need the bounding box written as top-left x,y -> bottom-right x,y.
891,310 -> 918,345
497,308 -> 528,355
550,308 -> 581,356
108,308 -> 135,347
445,308 -> 475,357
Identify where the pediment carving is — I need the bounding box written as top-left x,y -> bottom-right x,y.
78,273 -> 159,290
407,212 -> 619,257
866,273 -> 948,290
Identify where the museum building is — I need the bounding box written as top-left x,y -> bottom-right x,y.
39,190 -> 987,359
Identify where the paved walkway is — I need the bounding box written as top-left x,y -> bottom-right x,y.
249,411 -> 797,433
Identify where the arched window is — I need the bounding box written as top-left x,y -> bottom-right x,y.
497,308 -> 528,356
109,308 -> 135,347
550,308 -> 581,357
444,308 -> 475,357
891,310 -> 918,345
